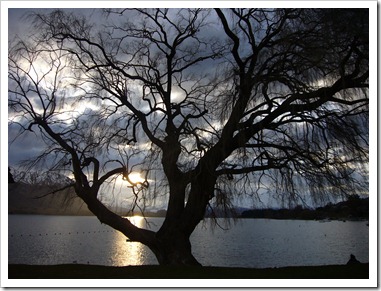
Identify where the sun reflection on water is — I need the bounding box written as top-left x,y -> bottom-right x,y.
109,216 -> 155,266
128,215 -> 145,227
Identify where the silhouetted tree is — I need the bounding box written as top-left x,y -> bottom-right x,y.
8,8 -> 369,265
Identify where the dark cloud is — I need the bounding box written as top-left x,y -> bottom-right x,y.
8,8 -> 101,40
8,124 -> 47,166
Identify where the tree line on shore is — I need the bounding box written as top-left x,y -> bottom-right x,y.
241,195 -> 368,220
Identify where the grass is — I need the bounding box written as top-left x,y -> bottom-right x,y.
8,263 -> 368,279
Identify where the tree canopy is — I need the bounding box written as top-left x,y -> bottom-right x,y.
8,8 -> 369,265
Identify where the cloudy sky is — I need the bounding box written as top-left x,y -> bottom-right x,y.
6,7 -> 220,167
7,8 -> 101,166
5,6 -> 232,211
3,3 -> 377,212
6,3 -> 376,165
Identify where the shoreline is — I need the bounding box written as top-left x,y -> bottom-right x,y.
8,263 -> 369,279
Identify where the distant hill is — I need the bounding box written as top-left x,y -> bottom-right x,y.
8,182 -> 92,215
8,180 -> 166,217
241,195 -> 369,220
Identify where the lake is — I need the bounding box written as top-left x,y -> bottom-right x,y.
8,215 -> 368,268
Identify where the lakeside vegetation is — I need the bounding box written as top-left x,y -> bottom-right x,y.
241,195 -> 368,221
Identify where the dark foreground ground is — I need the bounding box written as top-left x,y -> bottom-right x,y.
9,263 -> 368,279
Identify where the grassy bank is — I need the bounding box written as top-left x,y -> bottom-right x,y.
8,263 -> 368,279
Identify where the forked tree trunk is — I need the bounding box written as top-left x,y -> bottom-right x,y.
151,234 -> 201,266
152,196 -> 204,266
148,177 -> 214,266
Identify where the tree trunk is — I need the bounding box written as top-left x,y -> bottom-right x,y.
150,174 -> 217,266
152,233 -> 201,266
151,160 -> 219,266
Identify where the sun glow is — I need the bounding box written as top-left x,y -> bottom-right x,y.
127,172 -> 146,185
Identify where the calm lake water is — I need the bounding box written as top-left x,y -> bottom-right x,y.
8,215 -> 368,268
